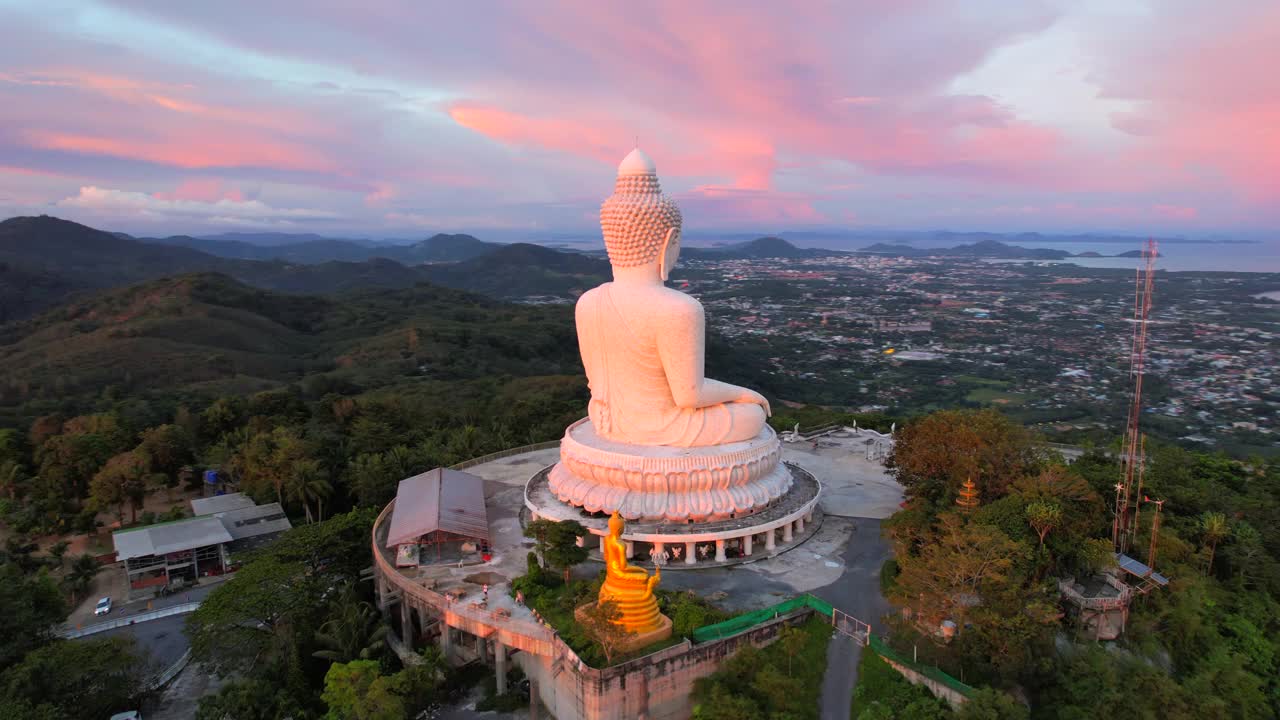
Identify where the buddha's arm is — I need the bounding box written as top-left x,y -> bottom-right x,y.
657,302 -> 769,412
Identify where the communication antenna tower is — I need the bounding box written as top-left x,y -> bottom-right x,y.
1113,239 -> 1157,555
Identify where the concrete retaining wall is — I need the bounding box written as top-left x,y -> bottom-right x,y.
878,656 -> 970,710
520,607 -> 815,720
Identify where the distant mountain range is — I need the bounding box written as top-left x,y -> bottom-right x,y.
148,231 -> 501,264
0,215 -> 1172,325
857,239 -> 1153,260
859,239 -> 1072,260
0,216 -> 604,322
424,243 -> 608,298
682,236 -> 845,260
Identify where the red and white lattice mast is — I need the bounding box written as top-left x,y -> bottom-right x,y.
1113,239 -> 1157,555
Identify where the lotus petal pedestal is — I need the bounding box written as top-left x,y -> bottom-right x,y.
547,419 -> 792,522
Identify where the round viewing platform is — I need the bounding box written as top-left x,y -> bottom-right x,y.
526,461 -> 822,568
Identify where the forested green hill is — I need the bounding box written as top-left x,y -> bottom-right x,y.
0,272 -> 582,425
0,216 -> 609,320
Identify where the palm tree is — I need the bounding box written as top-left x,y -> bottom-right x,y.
64,553 -> 100,603
0,459 -> 24,500
285,460 -> 331,524
1200,512 -> 1229,575
312,585 -> 388,662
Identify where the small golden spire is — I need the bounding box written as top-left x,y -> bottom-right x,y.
956,476 -> 980,513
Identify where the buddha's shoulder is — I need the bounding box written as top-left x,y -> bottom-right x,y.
656,287 -> 702,314
578,284 -> 699,313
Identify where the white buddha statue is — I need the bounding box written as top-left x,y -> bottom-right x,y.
576,148 -> 771,448
546,149 -> 792,523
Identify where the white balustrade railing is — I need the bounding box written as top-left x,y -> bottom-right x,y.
59,601 -> 201,639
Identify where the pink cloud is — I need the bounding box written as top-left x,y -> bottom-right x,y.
1153,204 -> 1198,220
3,1 -> 1275,231
679,186 -> 825,224
447,103 -> 621,164
1088,3 -> 1280,201
25,130 -> 335,173
152,178 -> 245,202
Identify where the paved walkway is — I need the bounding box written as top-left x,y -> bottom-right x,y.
821,633 -> 863,720
145,662 -> 231,720
64,580 -> 217,634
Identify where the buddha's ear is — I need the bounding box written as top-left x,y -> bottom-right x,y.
659,227 -> 679,282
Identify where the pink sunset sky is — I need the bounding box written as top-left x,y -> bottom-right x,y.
0,0 -> 1276,237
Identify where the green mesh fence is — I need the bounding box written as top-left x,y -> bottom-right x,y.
867,634 -> 975,698
689,593 -> 974,700
690,594 -> 833,643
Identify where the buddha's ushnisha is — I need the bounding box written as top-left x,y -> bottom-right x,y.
576,148 -> 770,447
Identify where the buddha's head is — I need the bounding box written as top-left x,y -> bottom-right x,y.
608,510 -> 624,535
600,148 -> 683,281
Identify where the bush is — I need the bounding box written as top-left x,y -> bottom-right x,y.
659,589 -> 735,639
691,617 -> 831,720
879,559 -> 899,595
851,650 -> 951,720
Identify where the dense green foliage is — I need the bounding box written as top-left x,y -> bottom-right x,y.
0,637 -> 150,720
690,616 -> 832,720
524,516 -> 589,581
187,511 -> 459,718
0,273 -> 588,539
187,510 -> 375,678
878,408 -> 1280,719
0,562 -> 64,671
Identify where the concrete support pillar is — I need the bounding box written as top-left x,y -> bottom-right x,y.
476,633 -> 484,656
625,541 -> 635,559
715,539 -> 726,563
796,516 -> 805,533
783,522 -> 794,543
400,599 -> 412,647
529,676 -> 539,720
685,541 -> 697,565
652,542 -> 665,564
804,511 -> 813,523
495,641 -> 507,695
765,528 -> 777,551
599,535 -> 607,554
439,624 -> 452,658
743,533 -> 753,556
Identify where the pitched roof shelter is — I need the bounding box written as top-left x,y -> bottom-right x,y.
385,467 -> 490,548
220,502 -> 292,541
191,492 -> 256,516
113,516 -> 235,561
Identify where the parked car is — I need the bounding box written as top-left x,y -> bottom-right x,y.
94,597 -> 112,616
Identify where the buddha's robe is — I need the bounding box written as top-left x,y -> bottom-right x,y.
577,284 -> 760,447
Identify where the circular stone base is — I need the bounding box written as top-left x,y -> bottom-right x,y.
548,419 -> 791,523
526,462 -> 822,569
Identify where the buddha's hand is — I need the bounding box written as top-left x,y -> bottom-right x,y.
736,389 -> 772,417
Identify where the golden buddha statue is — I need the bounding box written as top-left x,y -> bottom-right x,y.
598,511 -> 664,633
